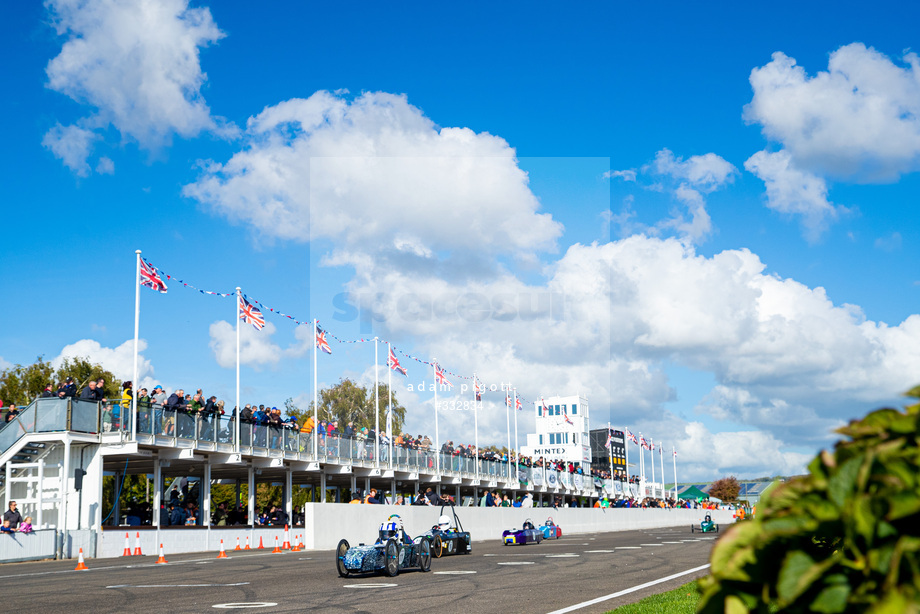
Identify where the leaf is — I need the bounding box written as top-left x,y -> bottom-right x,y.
828,456 -> 862,508
776,550 -> 818,604
811,584 -> 850,613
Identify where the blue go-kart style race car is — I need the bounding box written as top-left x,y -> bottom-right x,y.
539,516 -> 562,540
691,514 -> 720,533
502,519 -> 543,546
419,504 -> 472,557
336,515 -> 432,577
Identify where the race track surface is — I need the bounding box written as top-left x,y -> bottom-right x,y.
1,526 -> 720,613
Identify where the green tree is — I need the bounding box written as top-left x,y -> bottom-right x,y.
0,356 -> 55,405
56,356 -> 121,400
708,476 -> 741,503
293,379 -> 407,434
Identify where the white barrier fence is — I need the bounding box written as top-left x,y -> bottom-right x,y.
0,529 -> 57,563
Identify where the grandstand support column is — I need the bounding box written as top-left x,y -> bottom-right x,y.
285,469 -> 292,524
202,461 -> 211,527
113,469 -> 122,525
153,458 -> 161,528
473,487 -> 478,503
320,472 -> 327,504
455,485 -> 460,504
247,465 -> 255,525
364,478 -> 371,496
350,474 -> 356,496
391,478 -> 397,503
61,438 -> 71,534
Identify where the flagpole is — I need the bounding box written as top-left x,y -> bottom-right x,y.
638,432 -> 644,495
607,421 -> 613,485
132,250 -> 141,442
432,360 -> 440,475
512,388 -> 519,472
650,437 -> 656,496
374,337 -> 380,469
235,287 -> 241,454
624,427 -> 630,494
313,319 -> 318,460
672,446 -> 678,500
660,443 -> 665,500
473,373 -> 479,484
387,342 -> 393,469
505,385 -> 511,482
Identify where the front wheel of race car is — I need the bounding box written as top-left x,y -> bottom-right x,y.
336,539 -> 350,577
385,539 -> 399,577
691,526 -> 696,533
418,538 -> 431,572
432,534 -> 444,558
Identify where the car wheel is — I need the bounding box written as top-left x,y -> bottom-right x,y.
385,539 -> 399,577
432,534 -> 444,558
714,524 -> 719,533
336,539 -> 350,577
691,526 -> 696,533
418,538 -> 431,572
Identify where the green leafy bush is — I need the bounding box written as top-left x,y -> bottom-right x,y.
697,387 -> 920,614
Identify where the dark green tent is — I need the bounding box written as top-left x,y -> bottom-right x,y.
677,485 -> 709,500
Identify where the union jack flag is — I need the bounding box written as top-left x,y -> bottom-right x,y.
563,411 -> 573,425
387,346 -> 407,376
640,436 -> 650,450
434,364 -> 451,388
505,392 -> 513,408
238,294 -> 265,330
541,398 -> 549,417
139,257 -> 168,293
673,449 -> 678,457
515,396 -> 522,411
604,430 -> 613,450
474,379 -> 482,401
625,429 -> 638,445
315,326 -> 332,354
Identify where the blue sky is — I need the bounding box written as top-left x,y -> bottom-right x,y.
3,0 -> 920,480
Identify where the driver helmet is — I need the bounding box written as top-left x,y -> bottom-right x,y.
704,514 -> 712,522
546,516 -> 554,525
438,514 -> 452,531
379,514 -> 403,539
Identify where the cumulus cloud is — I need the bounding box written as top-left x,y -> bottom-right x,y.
44,0 -> 230,172
184,91 -> 562,260
603,169 -> 637,181
51,338 -> 156,390
209,320 -> 283,369
744,149 -> 842,241
745,44 -> 920,182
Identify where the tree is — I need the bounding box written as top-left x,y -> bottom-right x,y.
291,379 -> 407,434
0,355 -> 120,406
708,476 -> 741,503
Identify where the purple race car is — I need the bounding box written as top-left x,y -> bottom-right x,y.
502,519 -> 543,546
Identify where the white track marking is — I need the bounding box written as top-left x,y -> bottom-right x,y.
546,564 -> 711,613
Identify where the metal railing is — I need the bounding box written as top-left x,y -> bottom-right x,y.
1,398 -> 609,495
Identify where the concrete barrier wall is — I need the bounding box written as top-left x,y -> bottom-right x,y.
0,529 -> 57,563
92,505 -> 734,559
304,503 -> 734,551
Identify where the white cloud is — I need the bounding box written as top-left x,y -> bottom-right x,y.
651,148 -> 737,192
874,231 -> 902,252
41,123 -> 97,176
0,356 -> 13,371
604,169 -> 637,181
209,320 -> 282,369
744,149 -> 842,242
745,44 -> 920,182
184,91 -> 562,258
679,422 -> 812,479
44,0 -> 230,172
52,338 -> 156,390
95,157 -> 115,175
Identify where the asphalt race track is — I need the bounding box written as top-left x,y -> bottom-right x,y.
1,527 -> 720,613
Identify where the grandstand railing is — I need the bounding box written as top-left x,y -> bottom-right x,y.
0,398 -> 617,494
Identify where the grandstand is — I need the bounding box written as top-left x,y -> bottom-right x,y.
670,479 -> 780,504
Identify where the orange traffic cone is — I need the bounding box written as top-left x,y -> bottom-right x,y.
298,535 -> 305,550
234,536 -> 242,551
74,547 -> 89,570
257,535 -> 264,550
133,532 -> 143,556
244,536 -> 251,550
291,535 -> 300,552
271,535 -> 282,553
155,543 -> 168,564
282,524 -> 291,550
217,539 -> 228,559
122,532 -> 132,556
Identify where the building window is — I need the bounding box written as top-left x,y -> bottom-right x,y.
572,403 -> 578,414
539,434 -> 543,445
555,405 -> 560,415
536,406 -> 541,418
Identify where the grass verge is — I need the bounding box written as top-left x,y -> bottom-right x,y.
608,580 -> 699,613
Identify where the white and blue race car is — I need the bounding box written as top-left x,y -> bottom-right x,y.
336,515 -> 432,577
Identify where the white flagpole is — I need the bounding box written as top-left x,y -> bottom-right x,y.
660,443 -> 665,499
374,337 -> 380,468
313,319 -> 318,459
473,374 -> 479,484
132,250 -> 141,441
235,287 -> 241,453
512,388 -> 519,472
432,360 -> 440,475
672,446 -> 678,500
650,437 -> 656,495
607,422 -> 613,484
624,427 -> 630,490
387,342 -> 393,469
505,385 -> 511,481
638,432 -> 645,494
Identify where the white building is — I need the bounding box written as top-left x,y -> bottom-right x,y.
520,395 -> 591,468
